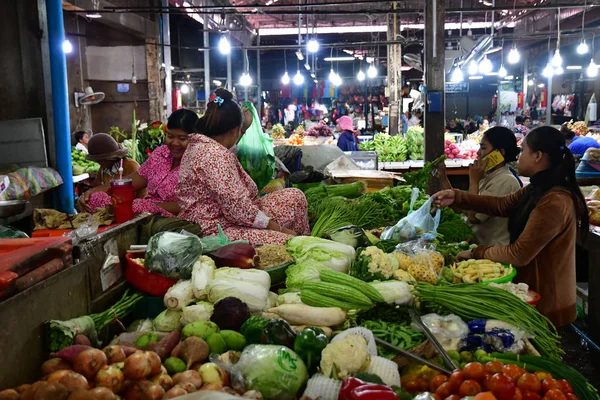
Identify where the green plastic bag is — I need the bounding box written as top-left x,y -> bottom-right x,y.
237,101 -> 276,191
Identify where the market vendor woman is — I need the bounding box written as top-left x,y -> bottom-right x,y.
79,109 -> 198,216
177,88 -> 310,245
433,126 -> 588,327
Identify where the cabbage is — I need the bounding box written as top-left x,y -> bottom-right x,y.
286,236 -> 356,273
369,281 -> 413,305
153,309 -> 183,332
206,268 -> 270,312
275,292 -> 303,306
145,232 -> 203,279
180,302 -> 214,325
232,345 -> 307,399
284,260 -> 324,289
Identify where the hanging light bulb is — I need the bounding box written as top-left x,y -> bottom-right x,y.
333,73 -> 343,87
239,72 -> 252,87
180,84 -> 190,94
554,65 -> 564,75
281,71 -> 290,85
542,63 -> 554,78
293,70 -> 304,85
450,68 -> 464,82
468,61 -> 479,75
329,68 -> 337,83
551,49 -> 562,67
507,45 -> 520,64
479,56 -> 493,74
219,35 -> 231,55
307,39 -> 319,53
498,64 -> 507,78
588,59 -> 598,78
577,40 -> 589,55
63,39 -> 73,54
357,69 -> 365,81
367,64 -> 377,78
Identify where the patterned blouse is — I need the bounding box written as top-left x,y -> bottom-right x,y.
177,135 -> 270,235
138,145 -> 180,203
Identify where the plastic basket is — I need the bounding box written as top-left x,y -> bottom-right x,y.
125,253 -> 177,297
480,264 -> 517,285
527,290 -> 541,307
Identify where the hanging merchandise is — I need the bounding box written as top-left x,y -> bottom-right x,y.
237,101 -> 277,192
540,88 -> 548,108
518,92 -> 524,109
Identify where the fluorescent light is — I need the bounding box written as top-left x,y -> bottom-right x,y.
367,64 -> 377,78
212,80 -> 222,86
588,59 -> 598,77
293,70 -> 304,85
479,56 -> 493,74
281,71 -> 290,85
295,51 -> 304,61
508,46 -> 520,64
307,39 -> 319,53
450,68 -> 464,82
62,39 -> 73,54
181,84 -> 190,94
566,65 -> 582,70
486,71 -> 499,76
537,83 -> 545,88
323,57 -> 355,62
357,70 -> 365,81
239,72 -> 252,87
469,75 -> 483,80
498,65 -> 507,78
468,62 -> 478,75
577,40 -> 589,55
219,35 -> 230,55
310,73 -> 316,78
551,49 -> 562,67
505,75 -> 514,80
304,63 -> 311,71
85,13 -> 102,18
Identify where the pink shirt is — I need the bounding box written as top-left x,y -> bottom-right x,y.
177,135 -> 269,235
138,145 -> 180,203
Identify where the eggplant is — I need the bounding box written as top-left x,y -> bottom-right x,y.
208,243 -> 258,269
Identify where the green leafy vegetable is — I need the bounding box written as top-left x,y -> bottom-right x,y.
145,232 -> 203,279
437,219 -> 475,243
402,154 -> 447,192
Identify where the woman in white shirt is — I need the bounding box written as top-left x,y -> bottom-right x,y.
74,131 -> 90,154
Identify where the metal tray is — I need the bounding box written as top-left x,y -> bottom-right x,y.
0,200 -> 28,218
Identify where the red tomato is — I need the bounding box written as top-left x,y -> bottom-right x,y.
432,394 -> 442,400
566,394 -> 579,400
431,375 -> 450,392
514,388 -> 523,400
489,373 -> 517,400
544,389 -> 568,400
445,395 -> 461,400
517,373 -> 542,393
523,393 -> 542,400
557,380 -> 574,395
542,379 -> 560,394
502,365 -> 526,382
417,378 -> 430,392
460,380 -> 483,397
464,362 -> 487,382
436,382 -> 456,399
404,380 -> 420,392
449,370 -> 466,391
482,374 -> 494,391
485,361 -> 505,375
475,392 -> 499,400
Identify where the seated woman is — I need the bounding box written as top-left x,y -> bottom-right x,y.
177,88 -> 310,246
79,109 -> 198,217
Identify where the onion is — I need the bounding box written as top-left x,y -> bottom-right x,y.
178,382 -> 196,393
94,365 -> 124,393
30,382 -> 69,400
141,384 -> 165,400
89,387 -> 116,400
173,370 -> 202,390
151,374 -> 174,391
165,386 -> 187,399
67,391 -> 96,400
199,382 -> 223,391
15,384 -> 30,394
123,382 -> 145,400
102,346 -> 126,364
47,370 -> 73,384
73,349 -> 107,380
42,358 -> 72,376
123,353 -> 152,380
58,372 -> 89,393
0,389 -> 20,400
144,352 -> 162,376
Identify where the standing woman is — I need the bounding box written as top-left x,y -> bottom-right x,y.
177,88 -> 310,246
433,126 -> 588,327
336,116 -> 359,152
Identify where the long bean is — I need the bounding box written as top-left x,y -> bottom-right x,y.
360,320 -> 425,359
415,283 -> 562,360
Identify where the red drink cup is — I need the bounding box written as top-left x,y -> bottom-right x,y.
110,179 -> 134,223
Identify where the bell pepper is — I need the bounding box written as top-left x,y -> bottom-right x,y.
260,318 -> 296,348
239,316 -> 268,345
339,378 -> 399,400
339,377 -> 366,400
293,327 -> 329,373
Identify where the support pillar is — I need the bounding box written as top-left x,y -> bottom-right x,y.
387,5 -> 402,135
146,39 -> 162,122
424,0 -> 446,163
227,32 -> 233,91
162,0 -> 172,116
203,0 -> 211,111
257,32 -> 262,120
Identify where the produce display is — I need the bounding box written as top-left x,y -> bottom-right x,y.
449,260 -> 514,283
568,120 -> 589,136
307,120 -> 333,137
360,133 -> 408,162
71,148 -> 100,175
270,123 -> 286,139
288,134 -> 305,146
406,126 -> 425,160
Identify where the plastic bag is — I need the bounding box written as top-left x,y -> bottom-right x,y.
237,101 -> 276,191
381,188 -> 440,242
196,225 -> 248,253
67,215 -> 99,245
394,239 -> 445,283
144,232 -> 203,279
414,313 -> 469,351
100,238 -> 123,291
0,225 -> 28,239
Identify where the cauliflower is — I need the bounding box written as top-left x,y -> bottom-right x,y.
320,334 -> 371,380
350,246 -> 400,282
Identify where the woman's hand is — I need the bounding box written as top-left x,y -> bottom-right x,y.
78,190 -> 93,213
469,158 -> 487,184
456,249 -> 474,261
432,190 -> 456,209
281,227 -> 298,236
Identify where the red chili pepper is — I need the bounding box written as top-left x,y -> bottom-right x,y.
338,377 -> 366,400
351,384 -> 399,400
146,148 -> 152,155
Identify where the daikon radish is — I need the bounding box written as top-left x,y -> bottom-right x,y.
267,304 -> 346,327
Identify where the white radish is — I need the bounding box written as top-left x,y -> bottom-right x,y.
267,304 -> 346,327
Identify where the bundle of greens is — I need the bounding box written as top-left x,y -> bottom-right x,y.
310,197 -> 390,237
305,182 -> 366,220
402,154 -> 447,192
436,219 -> 475,243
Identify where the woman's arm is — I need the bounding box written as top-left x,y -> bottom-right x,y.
454,187 -> 525,218
156,201 -> 180,215
467,160 -> 487,223
471,191 -> 572,266
128,171 -> 148,192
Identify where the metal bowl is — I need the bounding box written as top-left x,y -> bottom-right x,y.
0,200 -> 29,218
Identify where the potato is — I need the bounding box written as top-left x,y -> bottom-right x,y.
42,358 -> 72,377
0,389 -> 20,400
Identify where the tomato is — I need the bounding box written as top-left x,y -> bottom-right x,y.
517,373 -> 542,393
557,380 -> 574,395
464,362 -> 487,382
535,372 -> 553,382
431,375 -> 450,392
404,380 -> 420,392
489,373 -> 517,400
445,395 -> 461,400
503,365 -> 526,382
475,392 -> 498,400
543,389 -> 568,400
432,394 -> 442,400
460,380 -> 483,397
485,361 -> 505,375
566,394 -> 579,400
514,388 -> 523,400
436,382 -> 456,399
417,378 -> 430,392
523,393 -> 542,400
482,374 -> 494,391
542,379 -> 560,394
449,370 -> 466,391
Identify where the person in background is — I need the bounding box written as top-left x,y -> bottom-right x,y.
446,118 -> 465,134
85,133 -> 141,188
513,116 -> 529,142
177,88 -> 310,246
561,122 -> 600,156
433,126 -> 588,327
264,121 -> 273,135
407,108 -> 422,128
479,118 -> 490,133
336,115 -> 359,152
74,131 -> 90,154
438,127 -> 522,246
79,109 -> 198,215
523,116 -> 532,129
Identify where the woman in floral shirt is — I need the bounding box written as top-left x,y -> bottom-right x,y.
82,109 -> 199,217
177,89 -> 310,245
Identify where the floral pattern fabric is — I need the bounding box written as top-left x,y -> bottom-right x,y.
177,134 -> 310,245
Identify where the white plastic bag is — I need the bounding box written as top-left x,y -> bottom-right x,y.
381,188 -> 440,242
413,313 -> 469,351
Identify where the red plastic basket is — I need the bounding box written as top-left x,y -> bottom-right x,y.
527,290 -> 541,307
125,253 -> 177,297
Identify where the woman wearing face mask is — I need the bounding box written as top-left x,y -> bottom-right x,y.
177,88 -> 310,245
79,109 -> 198,216
433,126 -> 589,327
438,127 -> 522,247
